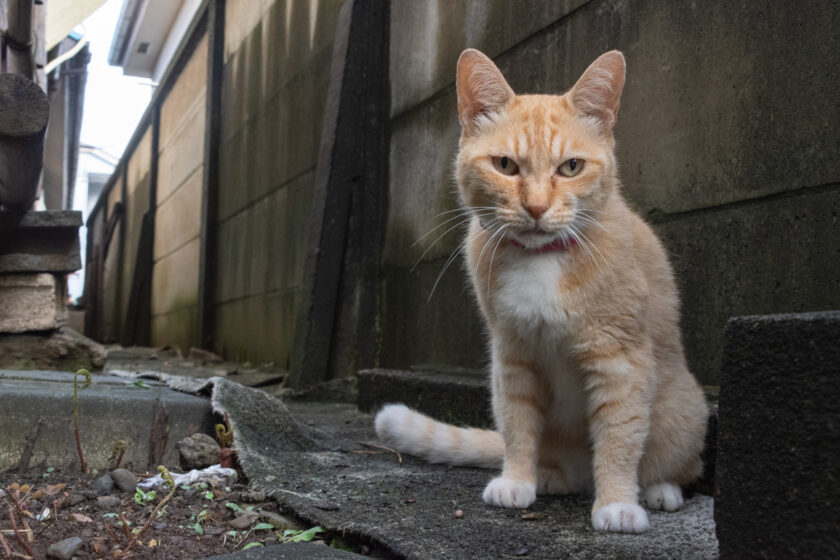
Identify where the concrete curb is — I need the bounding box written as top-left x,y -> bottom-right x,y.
0,370 -> 217,472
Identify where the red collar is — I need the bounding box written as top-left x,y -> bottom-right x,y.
508,236 -> 577,253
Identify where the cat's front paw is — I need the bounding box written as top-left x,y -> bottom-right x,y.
592,502 -> 650,533
482,477 -> 536,508
644,482 -> 683,512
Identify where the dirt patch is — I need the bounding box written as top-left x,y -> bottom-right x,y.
0,467 -> 362,559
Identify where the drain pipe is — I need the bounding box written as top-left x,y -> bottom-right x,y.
6,0 -> 34,79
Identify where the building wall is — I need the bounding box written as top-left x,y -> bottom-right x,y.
213,0 -> 345,367
101,176 -> 123,342
381,0 -> 840,385
150,33 -> 208,351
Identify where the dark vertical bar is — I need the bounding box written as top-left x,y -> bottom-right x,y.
287,0 -> 390,387
198,0 -> 225,350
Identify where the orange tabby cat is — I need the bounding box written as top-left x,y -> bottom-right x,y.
375,49 -> 708,533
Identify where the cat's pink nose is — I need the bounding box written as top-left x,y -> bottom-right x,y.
524,203 -> 549,220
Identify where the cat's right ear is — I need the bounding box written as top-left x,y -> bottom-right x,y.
456,49 -> 514,135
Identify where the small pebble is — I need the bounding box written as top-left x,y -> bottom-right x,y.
95,495 -> 120,509
204,526 -> 225,535
110,469 -> 138,493
176,433 -> 221,470
67,492 -> 88,506
46,536 -> 83,560
240,490 -> 267,503
229,511 -> 259,529
91,473 -> 114,494
154,522 -> 168,530
515,547 -> 530,557
29,499 -> 42,511
521,512 -> 540,520
454,509 -> 464,519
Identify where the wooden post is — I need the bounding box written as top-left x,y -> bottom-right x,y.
0,72 -> 49,210
6,0 -> 34,78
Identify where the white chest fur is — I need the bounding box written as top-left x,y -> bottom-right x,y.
492,252 -> 575,338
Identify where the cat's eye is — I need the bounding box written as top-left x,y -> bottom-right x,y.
492,156 -> 519,176
558,158 -> 584,177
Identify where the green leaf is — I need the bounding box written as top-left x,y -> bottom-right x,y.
253,523 -> 274,532
242,542 -> 264,550
103,513 -> 118,518
46,467 -> 55,472
179,485 -> 191,491
291,526 -> 325,543
192,522 -> 204,535
197,483 -> 208,490
132,379 -> 149,389
204,491 -> 214,500
225,502 -> 243,513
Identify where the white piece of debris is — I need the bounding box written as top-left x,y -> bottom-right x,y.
138,464 -> 237,489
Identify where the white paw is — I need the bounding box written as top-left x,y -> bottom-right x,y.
592,502 -> 650,533
482,477 -> 537,508
644,482 -> 683,512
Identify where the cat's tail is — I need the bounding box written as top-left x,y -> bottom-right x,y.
374,404 -> 504,469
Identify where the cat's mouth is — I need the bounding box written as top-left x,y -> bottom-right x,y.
510,229 -> 576,252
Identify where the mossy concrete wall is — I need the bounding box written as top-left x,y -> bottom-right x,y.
382,0 -> 840,384
151,32 -> 208,351
213,0 -> 345,368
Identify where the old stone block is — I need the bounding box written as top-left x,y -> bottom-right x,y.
0,327 -> 105,371
715,311 -> 840,559
358,368 -> 492,429
0,273 -> 66,332
654,185 -> 840,386
0,210 -> 82,273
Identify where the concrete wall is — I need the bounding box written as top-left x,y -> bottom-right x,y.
151,33 -> 208,351
213,0 -> 344,367
382,0 -> 840,385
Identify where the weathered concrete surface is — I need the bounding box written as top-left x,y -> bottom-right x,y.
654,185 -> 840,385
0,273 -> 66,332
715,312 -> 840,559
0,370 -> 216,471
213,0 -> 344,368
207,541 -> 366,559
245,402 -> 718,560
0,210 -> 82,273
0,327 -> 105,371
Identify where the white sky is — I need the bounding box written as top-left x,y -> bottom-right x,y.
79,0 -> 154,158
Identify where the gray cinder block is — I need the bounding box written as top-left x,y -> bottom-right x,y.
715,311 -> 840,559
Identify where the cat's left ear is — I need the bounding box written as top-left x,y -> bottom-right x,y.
569,50 -> 626,133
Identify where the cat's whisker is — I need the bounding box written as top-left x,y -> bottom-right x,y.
410,212 -> 494,272
576,209 -> 610,235
473,219 -> 504,277
427,221 -> 490,301
411,210 -> 494,248
568,224 -> 607,274
486,224 -> 510,300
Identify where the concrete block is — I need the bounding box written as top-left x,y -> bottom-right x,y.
380,259 -> 486,372
0,327 -> 105,371
0,273 -> 66,332
160,34 -> 208,149
154,166 -> 202,260
157,103 -> 205,206
0,210 -> 82,273
150,304 -> 198,353
214,289 -> 299,368
151,236 -> 200,317
0,370 -> 216,471
715,311 -> 840,559
653,185 -> 840,385
390,0 -> 587,117
358,368 -> 492,428
386,88 -> 461,267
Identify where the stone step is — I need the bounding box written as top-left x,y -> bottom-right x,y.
0,210 -> 82,273
0,369 -> 216,472
715,311 -> 840,558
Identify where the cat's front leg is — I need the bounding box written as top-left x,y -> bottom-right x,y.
482,359 -> 546,509
582,351 -> 653,533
